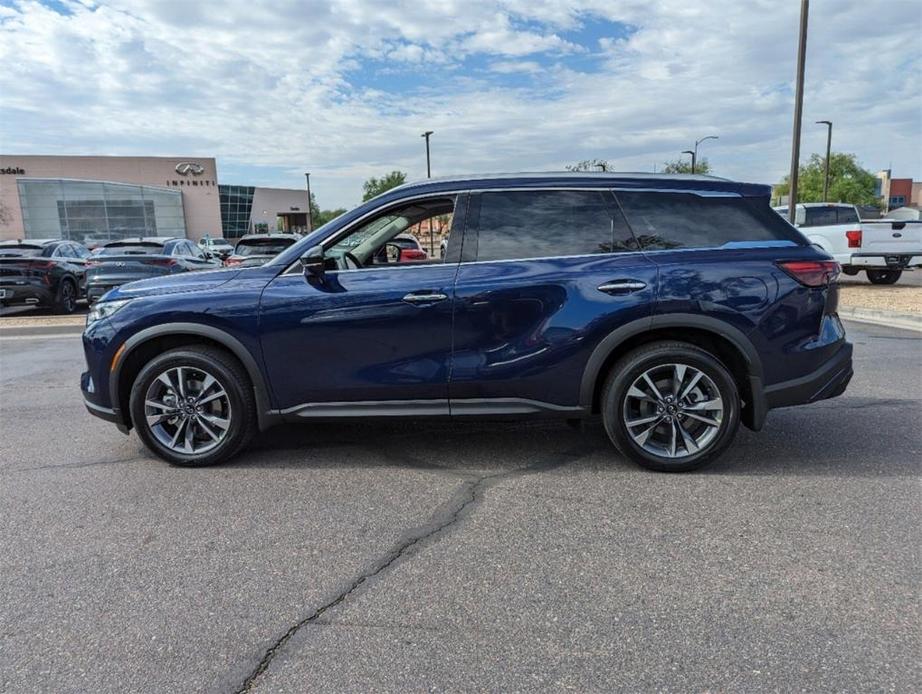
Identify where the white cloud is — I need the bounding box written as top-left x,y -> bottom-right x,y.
0,0 -> 919,210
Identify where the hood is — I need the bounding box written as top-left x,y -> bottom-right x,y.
105,267 -> 244,301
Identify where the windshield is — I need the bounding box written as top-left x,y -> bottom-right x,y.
235,240 -> 294,256
99,244 -> 164,255
0,246 -> 43,257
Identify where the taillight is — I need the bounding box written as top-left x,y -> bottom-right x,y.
85,260 -> 101,268
149,258 -> 178,268
846,229 -> 862,248
777,260 -> 840,287
224,257 -> 242,266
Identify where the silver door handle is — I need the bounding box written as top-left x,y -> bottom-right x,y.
402,292 -> 448,304
598,281 -> 647,294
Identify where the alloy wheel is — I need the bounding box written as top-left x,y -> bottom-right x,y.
62,282 -> 76,312
622,362 -> 724,459
143,366 -> 232,455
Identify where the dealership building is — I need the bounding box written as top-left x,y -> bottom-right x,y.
0,155 -> 312,244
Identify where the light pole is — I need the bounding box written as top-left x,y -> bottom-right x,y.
421,131 -> 434,178
421,130 -> 434,254
788,0 -> 810,224
304,172 -> 313,232
692,135 -> 719,174
682,150 -> 695,172
816,120 -> 832,202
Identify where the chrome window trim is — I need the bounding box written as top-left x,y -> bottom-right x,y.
281,186 -> 746,274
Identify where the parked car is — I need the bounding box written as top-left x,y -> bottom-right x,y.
774,203 -> 922,284
374,233 -> 428,263
85,237 -> 223,303
198,236 -> 235,260
223,234 -> 301,267
0,239 -> 91,313
82,172 -> 852,472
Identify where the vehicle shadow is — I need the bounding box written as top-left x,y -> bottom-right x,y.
225,396 -> 920,479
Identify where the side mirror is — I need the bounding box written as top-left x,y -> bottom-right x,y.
300,245 -> 325,280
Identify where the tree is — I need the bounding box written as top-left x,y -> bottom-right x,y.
316,208 -> 347,226
362,171 -> 407,201
566,159 -> 614,172
774,152 -> 878,206
661,158 -> 711,175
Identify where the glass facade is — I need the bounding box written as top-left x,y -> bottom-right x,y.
219,185 -> 255,238
18,179 -> 185,243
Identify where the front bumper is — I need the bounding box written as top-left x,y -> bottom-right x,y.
763,341 -> 853,410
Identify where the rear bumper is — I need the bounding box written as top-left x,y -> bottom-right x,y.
763,341 -> 853,410
847,254 -> 922,269
0,282 -> 53,306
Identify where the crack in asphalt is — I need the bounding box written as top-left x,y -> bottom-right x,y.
232,443 -> 593,694
6,454 -> 148,474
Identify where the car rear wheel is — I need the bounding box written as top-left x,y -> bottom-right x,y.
866,269 -> 901,285
129,346 -> 257,466
601,341 -> 741,472
52,278 -> 77,314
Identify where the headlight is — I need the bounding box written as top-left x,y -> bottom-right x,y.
86,299 -> 132,326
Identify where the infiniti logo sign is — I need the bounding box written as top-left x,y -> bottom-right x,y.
175,162 -> 205,176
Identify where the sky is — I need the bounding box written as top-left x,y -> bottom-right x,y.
0,0 -> 920,211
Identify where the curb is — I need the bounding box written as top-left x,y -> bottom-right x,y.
839,306 -> 922,333
0,323 -> 85,339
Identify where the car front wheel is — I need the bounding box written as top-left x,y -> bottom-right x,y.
129,346 -> 257,466
601,341 -> 741,472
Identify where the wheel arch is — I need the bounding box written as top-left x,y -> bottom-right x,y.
110,323 -> 276,431
579,314 -> 767,430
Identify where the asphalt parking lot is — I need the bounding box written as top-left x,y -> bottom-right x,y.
0,320 -> 919,693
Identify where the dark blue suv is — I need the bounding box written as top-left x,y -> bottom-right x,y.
81,173 -> 853,472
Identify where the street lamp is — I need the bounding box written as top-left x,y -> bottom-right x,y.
816,120 -> 832,202
787,0 -> 810,224
304,172 -> 313,232
421,131 -> 434,255
421,131 -> 434,178
682,150 -> 695,172
691,135 -> 719,174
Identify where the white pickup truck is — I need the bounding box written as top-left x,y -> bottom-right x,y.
774,203 -> 922,284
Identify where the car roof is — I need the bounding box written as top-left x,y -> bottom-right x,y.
238,234 -> 300,241
0,238 -> 61,247
380,171 -> 771,199
102,237 -> 179,246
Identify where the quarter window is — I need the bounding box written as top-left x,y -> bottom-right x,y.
616,192 -> 800,250
472,190 -> 635,262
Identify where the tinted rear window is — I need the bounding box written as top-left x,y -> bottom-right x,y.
616,192 -> 800,250
235,239 -> 294,256
836,207 -> 859,225
99,244 -> 164,255
472,190 -> 637,262
803,206 -> 838,227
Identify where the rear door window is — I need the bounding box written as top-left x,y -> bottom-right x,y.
615,191 -> 801,250
470,190 -> 636,262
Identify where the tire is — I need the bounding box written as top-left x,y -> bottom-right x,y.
129,345 -> 257,466
601,341 -> 741,472
841,266 -> 859,276
866,269 -> 901,285
52,278 -> 77,314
